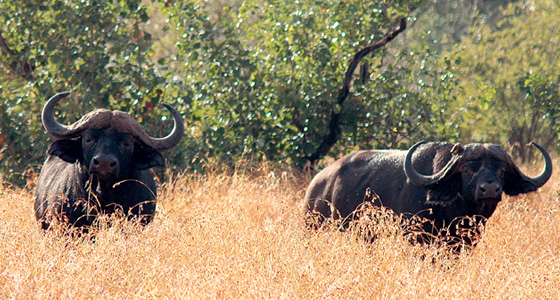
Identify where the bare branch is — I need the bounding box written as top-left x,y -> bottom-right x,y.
305,17 -> 408,164
338,17 -> 407,104
0,30 -> 15,56
0,30 -> 34,81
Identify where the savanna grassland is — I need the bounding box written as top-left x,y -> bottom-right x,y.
1,161 -> 560,299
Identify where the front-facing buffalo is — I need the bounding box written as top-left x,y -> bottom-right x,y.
305,141 -> 552,246
35,92 -> 184,229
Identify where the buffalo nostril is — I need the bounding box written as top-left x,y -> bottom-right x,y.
480,181 -> 501,198
91,155 -> 119,175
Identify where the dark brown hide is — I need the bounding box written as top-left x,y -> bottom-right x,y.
304,141 -> 552,246
35,92 -> 184,230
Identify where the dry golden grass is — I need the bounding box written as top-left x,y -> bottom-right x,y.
1,161 -> 559,299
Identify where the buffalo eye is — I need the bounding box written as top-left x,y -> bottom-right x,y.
83,134 -> 96,148
495,166 -> 506,179
462,165 -> 474,176
120,138 -> 134,153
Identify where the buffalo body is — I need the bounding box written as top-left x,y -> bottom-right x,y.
305,141 -> 552,245
35,92 -> 184,229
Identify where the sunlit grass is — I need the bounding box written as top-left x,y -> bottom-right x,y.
1,161 -> 559,299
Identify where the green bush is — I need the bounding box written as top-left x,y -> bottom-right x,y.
0,0 -> 178,186
1,0 -> 557,186
162,0 -> 428,168
445,0 -> 560,161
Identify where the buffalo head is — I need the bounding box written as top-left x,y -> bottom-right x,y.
404,141 -> 552,218
42,91 -> 183,185
35,91 -> 184,229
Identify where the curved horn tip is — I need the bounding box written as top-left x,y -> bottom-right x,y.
526,141 -> 553,188
528,141 -> 538,147
160,102 -> 182,117
42,91 -> 76,138
47,91 -> 71,100
410,141 -> 427,150
528,141 -> 548,153
141,101 -> 184,151
406,141 -> 427,160
160,102 -> 183,123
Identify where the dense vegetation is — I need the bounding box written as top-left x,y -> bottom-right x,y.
1,0 -> 558,185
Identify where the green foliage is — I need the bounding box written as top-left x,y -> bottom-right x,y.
163,0 -> 426,168
445,0 -> 560,161
1,0 -> 558,186
0,0 -> 180,185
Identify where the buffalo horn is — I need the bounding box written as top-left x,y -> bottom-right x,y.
522,141 -> 553,188
404,141 -> 463,187
42,92 -> 184,151
42,91 -> 83,139
136,102 -> 184,151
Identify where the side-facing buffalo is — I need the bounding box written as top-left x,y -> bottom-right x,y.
35,92 -> 184,229
305,141 -> 552,246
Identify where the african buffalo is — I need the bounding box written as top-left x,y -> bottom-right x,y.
304,141 -> 552,246
35,91 -> 184,230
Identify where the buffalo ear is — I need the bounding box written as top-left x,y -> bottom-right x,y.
503,168 -> 538,196
425,173 -> 462,205
48,139 -> 83,163
133,145 -> 165,170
